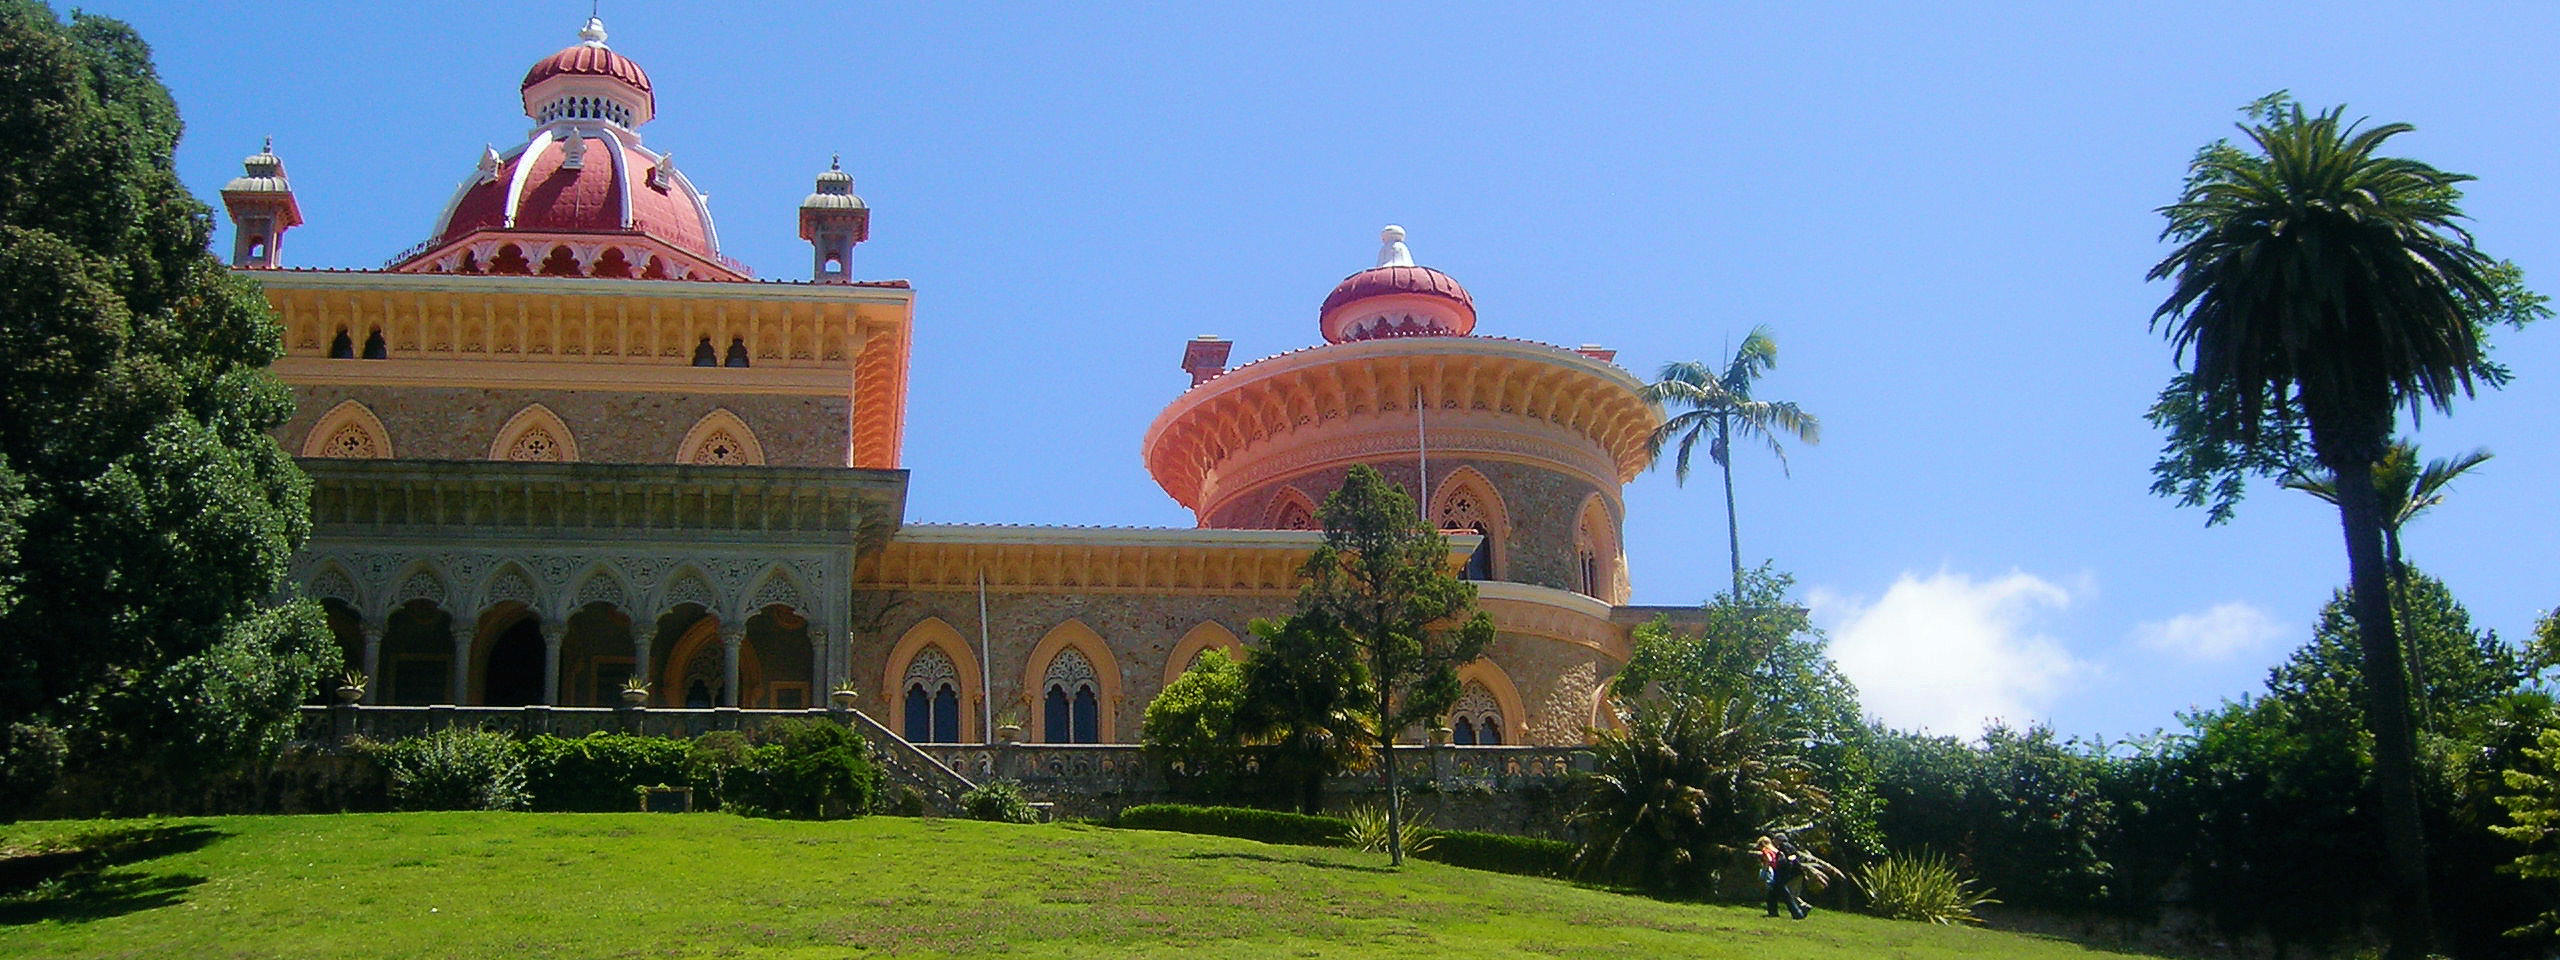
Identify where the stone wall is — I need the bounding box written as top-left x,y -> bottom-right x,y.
1203,457 -> 1619,595
279,385 -> 850,467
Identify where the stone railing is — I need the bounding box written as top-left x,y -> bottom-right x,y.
837,709 -> 977,814
911,742 -> 1592,798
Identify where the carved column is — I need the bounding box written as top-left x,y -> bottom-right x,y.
634,623 -> 655,707
810,620 -> 831,699
720,628 -> 744,708
360,625 -> 384,705
541,623 -> 566,706
449,623 -> 474,705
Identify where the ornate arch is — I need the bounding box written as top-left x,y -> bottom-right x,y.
676,408 -> 766,466
1429,465 -> 1509,579
1020,619 -> 1123,743
744,566 -> 809,617
1573,493 -> 1623,602
1452,658 -> 1529,746
885,618 -> 981,743
1163,620 -> 1244,690
570,565 -> 629,611
656,612 -> 758,708
489,403 -> 579,462
305,561 -> 363,610
303,399 -> 394,459
388,562 -> 450,611
479,562 -> 542,617
658,567 -> 722,622
1265,486 -> 1318,531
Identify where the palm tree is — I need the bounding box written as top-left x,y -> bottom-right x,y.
1570,694 -> 1831,897
1643,327 -> 1819,599
2282,442 -> 2492,723
2149,101 -> 2511,960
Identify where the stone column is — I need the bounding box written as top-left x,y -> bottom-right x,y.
359,626 -> 384,705
449,623 -> 474,705
541,623 -> 565,706
810,621 -> 831,699
633,629 -> 655,706
720,628 -> 744,708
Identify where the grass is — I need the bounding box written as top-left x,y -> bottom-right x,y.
0,812 -> 2168,959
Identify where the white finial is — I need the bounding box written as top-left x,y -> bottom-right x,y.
579,15 -> 608,47
475,144 -> 501,184
1376,224 -> 1413,268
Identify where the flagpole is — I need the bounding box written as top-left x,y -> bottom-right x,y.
1415,386 -> 1428,521
977,569 -> 994,744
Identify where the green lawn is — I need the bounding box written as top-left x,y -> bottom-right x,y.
0,812 -> 2163,959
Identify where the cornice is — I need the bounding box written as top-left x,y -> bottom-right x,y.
300,458 -> 907,550
860,526 -> 1481,595
1197,414 -> 1622,518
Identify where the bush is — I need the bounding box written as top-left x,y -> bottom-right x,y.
1342,803 -> 1436,855
371,728 -> 527,811
685,730 -> 755,810
1855,851 -> 1998,925
725,718 -> 883,819
960,779 -> 1039,824
1413,829 -> 1579,879
521,734 -> 690,812
883,783 -> 929,817
1116,804 -> 1350,847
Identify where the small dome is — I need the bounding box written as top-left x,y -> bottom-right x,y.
518,18 -> 655,124
521,28 -> 652,98
801,155 -> 865,211
222,136 -> 292,194
1320,264 -> 1477,342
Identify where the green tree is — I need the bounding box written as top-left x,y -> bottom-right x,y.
1611,565 -> 1881,859
1641,326 -> 1820,598
1291,465 -> 1493,865
2493,726 -> 2560,940
0,1 -> 332,817
2282,441 -> 2493,722
2145,94 -> 2542,958
1572,694 -> 1829,896
1236,614 -> 1373,815
1142,648 -> 1250,795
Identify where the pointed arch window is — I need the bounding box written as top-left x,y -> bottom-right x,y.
1271,496 -> 1315,531
304,400 -> 394,460
677,409 -> 767,466
1042,648 -> 1101,744
491,404 -> 579,462
1435,478 -> 1503,581
1450,681 -> 1503,746
901,648 -> 962,743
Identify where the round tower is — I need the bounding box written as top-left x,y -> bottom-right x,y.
1140,228 -> 1658,601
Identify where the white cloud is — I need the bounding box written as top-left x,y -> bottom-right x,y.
2132,602 -> 2284,663
1811,570 -> 2087,737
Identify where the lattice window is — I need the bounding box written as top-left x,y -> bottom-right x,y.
1043,648 -> 1100,744
1450,681 -> 1503,746
1271,495 -> 1315,530
508,426 -> 565,461
902,648 -> 962,743
692,430 -> 751,465
322,421 -> 383,459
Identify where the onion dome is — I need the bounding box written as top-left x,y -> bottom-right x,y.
222,136 -> 298,206
1319,225 -> 1477,342
520,17 -> 654,126
799,155 -> 867,215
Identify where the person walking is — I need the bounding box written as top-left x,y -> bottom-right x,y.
1758,836 -> 1803,919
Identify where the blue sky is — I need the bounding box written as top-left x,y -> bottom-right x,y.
100,1 -> 2559,740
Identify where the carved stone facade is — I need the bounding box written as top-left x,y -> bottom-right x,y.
278,386 -> 844,468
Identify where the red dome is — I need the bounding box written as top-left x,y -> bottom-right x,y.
522,44 -> 653,101
1321,265 -> 1474,317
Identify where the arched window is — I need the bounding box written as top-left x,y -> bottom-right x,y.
677,409 -> 767,466
1450,681 -> 1503,746
1434,473 -> 1505,581
692,337 -> 717,367
303,400 -> 394,460
362,328 -> 388,359
1574,496 -> 1616,600
328,328 -> 355,359
491,403 -> 578,462
724,336 -> 751,368
1272,497 -> 1315,531
901,648 -> 962,743
1042,648 -> 1100,744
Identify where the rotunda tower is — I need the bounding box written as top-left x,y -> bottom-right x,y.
387,16 -> 746,281
1141,228 -> 1659,601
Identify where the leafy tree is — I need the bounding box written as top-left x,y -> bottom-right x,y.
1572,694 -> 1829,897
1867,725 -> 2117,911
1641,326 -> 1820,598
1142,648 -> 1250,795
2145,93 -> 2542,959
2282,441 -> 2493,722
1291,465 -> 1493,865
0,1 -> 332,817
2493,726 -> 2560,940
1611,565 -> 1881,859
1236,613 -> 1373,815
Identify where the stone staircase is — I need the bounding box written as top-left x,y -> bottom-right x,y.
841,708 -> 978,815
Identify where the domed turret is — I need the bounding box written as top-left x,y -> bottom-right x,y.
390,17 -> 742,281
1319,226 -> 1477,342
221,137 -> 301,269
799,154 -> 870,284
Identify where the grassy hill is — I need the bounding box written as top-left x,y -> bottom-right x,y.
0,812 -> 2164,959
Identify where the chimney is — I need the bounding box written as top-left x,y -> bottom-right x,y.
1181,336 -> 1233,386
1574,344 -> 1617,364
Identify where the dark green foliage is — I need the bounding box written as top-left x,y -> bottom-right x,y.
1116,804 -> 1351,848
1236,615 -> 1373,814
1142,649 -> 1250,795
2493,726 -> 2560,940
521,735 -> 691,812
723,718 -> 882,820
368,729 -> 528,812
1613,566 -> 1882,860
1410,830 -> 1580,880
1572,695 -> 1828,898
0,1 -> 330,818
1868,724 -> 2116,911
959,779 -> 1038,824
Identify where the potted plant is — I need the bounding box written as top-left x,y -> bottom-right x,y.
335,669 -> 367,704
828,680 -> 859,711
1429,724 -> 1452,747
994,704 -> 1024,745
619,676 -> 652,708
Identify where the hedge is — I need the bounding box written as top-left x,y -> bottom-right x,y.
522,734 -> 691,812
1411,829 -> 1579,879
1116,804 -> 1350,848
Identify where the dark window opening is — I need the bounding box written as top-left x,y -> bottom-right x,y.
692,337 -> 717,367
724,337 -> 751,368
361,329 -> 388,359
328,328 -> 355,359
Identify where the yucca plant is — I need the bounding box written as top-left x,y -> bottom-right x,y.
1855,851 -> 1998,925
1344,803 -> 1436,855
1569,695 -> 1829,896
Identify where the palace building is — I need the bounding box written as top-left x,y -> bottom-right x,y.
236,18 -> 1677,750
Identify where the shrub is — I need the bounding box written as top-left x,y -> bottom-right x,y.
1143,649 -> 1251,795
727,718 -> 883,819
883,783 -> 929,817
685,730 -> 755,810
521,734 -> 690,811
1342,803 -> 1437,855
960,779 -> 1039,824
1855,851 -> 1998,925
1412,830 -> 1579,879
372,728 -> 527,811
1116,804 -> 1349,847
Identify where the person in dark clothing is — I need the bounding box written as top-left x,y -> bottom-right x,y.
1767,837 -> 1811,920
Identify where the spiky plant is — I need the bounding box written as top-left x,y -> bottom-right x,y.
1569,695 -> 1828,896
1855,851 -> 1999,925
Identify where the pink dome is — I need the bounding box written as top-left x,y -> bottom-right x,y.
1319,265 -> 1477,341
522,44 -> 653,108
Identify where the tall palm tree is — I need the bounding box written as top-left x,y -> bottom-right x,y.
1643,327 -> 1819,599
2282,442 -> 2493,723
2150,102 -> 2509,960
